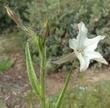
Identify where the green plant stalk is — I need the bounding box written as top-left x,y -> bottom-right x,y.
39,40 -> 46,108
55,70 -> 72,108
40,57 -> 46,108
26,36 -> 46,108
27,28 -> 46,108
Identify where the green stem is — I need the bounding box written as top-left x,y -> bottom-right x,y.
55,70 -> 72,108
40,64 -> 46,108
40,60 -> 45,108
40,47 -> 46,108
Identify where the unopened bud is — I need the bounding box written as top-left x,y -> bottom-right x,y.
5,6 -> 22,26
43,20 -> 49,37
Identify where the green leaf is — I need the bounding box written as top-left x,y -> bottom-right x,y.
25,42 -> 41,98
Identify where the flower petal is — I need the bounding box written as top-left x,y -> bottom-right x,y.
75,52 -> 90,71
77,22 -> 88,46
69,38 -> 78,50
84,35 -> 105,51
84,51 -> 108,65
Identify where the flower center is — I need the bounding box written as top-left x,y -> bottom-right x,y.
76,47 -> 84,53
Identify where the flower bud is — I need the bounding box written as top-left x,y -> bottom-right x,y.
5,6 -> 22,26
43,20 -> 49,37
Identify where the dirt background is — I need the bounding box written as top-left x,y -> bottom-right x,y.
0,50 -> 110,108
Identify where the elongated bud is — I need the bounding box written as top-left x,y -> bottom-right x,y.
43,20 -> 49,37
52,52 -> 75,65
5,6 -> 22,26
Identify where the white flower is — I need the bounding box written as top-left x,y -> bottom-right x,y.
69,22 -> 108,72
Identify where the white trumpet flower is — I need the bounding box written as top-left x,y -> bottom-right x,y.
69,22 -> 108,71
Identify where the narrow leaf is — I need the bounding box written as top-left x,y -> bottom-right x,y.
25,42 -> 41,97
